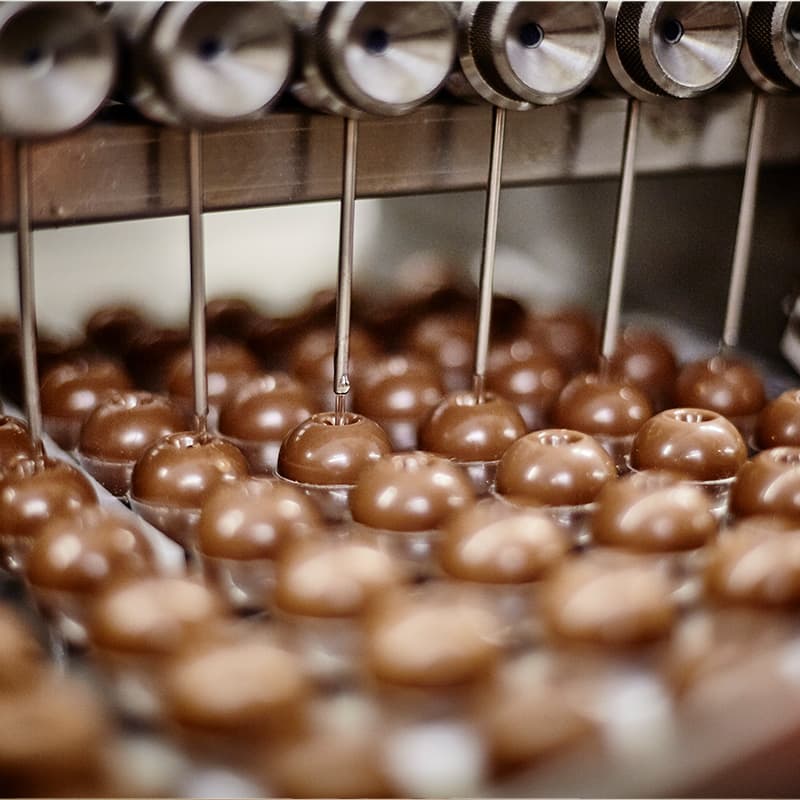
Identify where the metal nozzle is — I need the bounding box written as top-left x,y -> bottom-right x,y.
453,1 -> 606,110
0,2 -> 116,137
292,1 -> 457,117
111,1 -> 295,126
605,1 -> 744,101
740,1 -> 800,93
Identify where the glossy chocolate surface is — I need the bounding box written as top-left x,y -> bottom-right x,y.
198,477 -> 322,560
0,458 -> 97,541
274,536 -> 402,618
27,506 -> 156,592
419,391 -> 526,463
218,374 -> 317,443
351,354 -> 443,422
608,327 -> 678,407
705,519 -> 800,607
277,412 -> 391,487
486,350 -> 565,415
630,408 -> 748,481
0,415 -> 35,466
89,576 -> 225,655
496,429 -> 616,507
730,447 -> 800,520
166,340 -> 261,408
526,308 -> 599,375
131,431 -> 249,509
553,373 -> 653,437
350,452 -> 475,532
84,305 -> 146,355
405,311 -> 475,388
675,356 -> 766,418
541,551 -> 676,646
365,585 -> 500,687
79,391 -> 187,462
755,389 -> 800,449
592,469 -> 716,552
0,606 -> 46,692
438,499 -> 567,583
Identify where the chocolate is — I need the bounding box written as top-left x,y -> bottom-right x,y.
274,536 -> 402,618
526,308 -> 599,375
553,373 -> 653,437
123,327 -> 190,391
40,357 -> 134,449
419,391 -> 526,463
197,477 -> 322,560
365,585 -> 500,687
541,552 -> 676,646
438,498 -> 568,583
755,389 -> 800,449
218,374 -> 317,444
166,339 -> 262,409
405,311 -> 475,391
131,431 -> 249,510
630,408 -> 748,481
607,327 -> 678,408
592,469 -> 716,552
674,356 -> 766,419
89,576 -> 225,655
0,606 -> 46,692
350,452 -> 475,532
277,411 -> 392,487
705,518 -> 800,607
27,506 -> 156,594
85,305 -> 146,356
730,447 -> 800,520
495,429 -> 616,507
0,415 -> 35,466
205,297 -> 259,340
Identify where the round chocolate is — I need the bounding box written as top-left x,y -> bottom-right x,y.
553,373 -> 653,437
79,391 -> 187,462
131,431 -> 249,510
205,297 -> 258,340
40,357 -> 134,448
0,415 -> 35,467
0,458 -> 97,542
405,311 -> 475,390
630,408 -> 748,481
350,452 -> 475,532
607,327 -> 678,407
218,374 -> 317,443
674,356 -> 766,418
277,412 -> 391,487
419,391 -> 526,463
438,498 -> 567,583
705,518 -> 800,607
197,477 -> 322,560
352,354 -> 443,423
85,305 -> 146,356
730,447 -> 800,520
495,429 -> 616,507
124,327 -> 189,391
526,308 -> 599,375
166,340 -> 261,408
274,537 -> 402,619
0,606 -> 46,693
89,576 -> 225,655
592,469 -> 716,552
755,389 -> 800,449
541,552 -> 676,646
162,633 -> 309,735
27,506 -> 156,593
365,585 -> 500,688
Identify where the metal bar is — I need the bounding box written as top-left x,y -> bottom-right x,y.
187,128 -> 208,431
472,105 -> 507,402
721,91 -> 767,350
14,140 -> 44,459
600,97 -> 641,361
333,116 -> 358,423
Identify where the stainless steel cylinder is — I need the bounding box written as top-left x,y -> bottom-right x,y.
604,1 -> 744,101
0,2 -> 116,137
740,1 -> 800,92
449,1 -> 606,111
291,1 -> 458,117
108,1 -> 295,126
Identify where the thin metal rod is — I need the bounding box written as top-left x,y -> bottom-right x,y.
600,97 -> 641,363
721,91 -> 767,351
333,116 -> 358,423
472,105 -> 507,403
15,140 -> 44,459
187,128 -> 208,432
